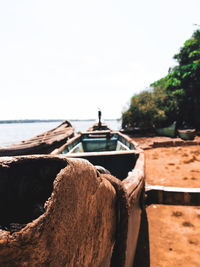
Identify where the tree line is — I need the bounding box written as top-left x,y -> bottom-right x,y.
122,29 -> 200,131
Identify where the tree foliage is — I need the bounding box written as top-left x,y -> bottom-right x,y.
122,29 -> 200,130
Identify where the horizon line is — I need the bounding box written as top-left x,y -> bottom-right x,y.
0,118 -> 120,123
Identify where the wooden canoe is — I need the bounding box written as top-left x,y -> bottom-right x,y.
0,120 -> 74,156
87,121 -> 111,131
52,124 -> 145,266
0,123 -> 145,266
155,122 -> 176,138
178,128 -> 196,140
0,155 -> 116,266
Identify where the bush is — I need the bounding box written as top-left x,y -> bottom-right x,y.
122,89 -> 171,129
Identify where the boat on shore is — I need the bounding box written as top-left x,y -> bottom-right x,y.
0,155 -> 116,266
0,122 -> 145,266
52,129 -> 140,179
177,128 -> 196,140
0,120 -> 74,156
155,121 -> 176,138
52,123 -> 145,266
87,121 -> 111,131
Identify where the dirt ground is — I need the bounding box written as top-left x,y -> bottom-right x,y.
147,204 -> 200,267
134,135 -> 200,188
131,135 -> 200,267
145,145 -> 200,188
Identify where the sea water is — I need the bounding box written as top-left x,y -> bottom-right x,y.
0,120 -> 121,148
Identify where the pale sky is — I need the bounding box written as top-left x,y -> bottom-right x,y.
0,0 -> 200,120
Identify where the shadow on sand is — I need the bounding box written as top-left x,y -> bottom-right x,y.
133,208 -> 150,267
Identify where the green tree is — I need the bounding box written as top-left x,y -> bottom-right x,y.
122,29 -> 200,130
122,89 -> 168,129
157,29 -> 200,128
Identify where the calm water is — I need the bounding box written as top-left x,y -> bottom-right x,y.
0,120 -> 121,148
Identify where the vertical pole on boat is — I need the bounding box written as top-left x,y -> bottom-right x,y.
98,108 -> 102,129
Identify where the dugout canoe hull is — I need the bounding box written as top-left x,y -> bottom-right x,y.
0,155 -> 116,266
0,122 -> 145,267
52,127 -> 145,267
0,120 -> 74,156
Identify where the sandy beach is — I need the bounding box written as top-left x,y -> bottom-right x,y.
132,135 -> 200,267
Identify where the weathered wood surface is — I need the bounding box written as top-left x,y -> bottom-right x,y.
0,120 -> 74,156
0,156 -> 116,266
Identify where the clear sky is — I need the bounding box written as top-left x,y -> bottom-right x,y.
0,0 -> 200,120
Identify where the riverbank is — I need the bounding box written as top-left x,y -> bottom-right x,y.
131,135 -> 200,267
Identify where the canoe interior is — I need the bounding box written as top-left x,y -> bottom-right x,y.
0,158 -> 68,230
60,132 -> 138,180
62,132 -> 135,153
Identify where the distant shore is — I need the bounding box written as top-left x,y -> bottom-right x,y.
0,120 -> 63,124
0,119 -> 118,124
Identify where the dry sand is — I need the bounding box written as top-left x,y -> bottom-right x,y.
145,145 -> 200,188
147,204 -> 200,267
132,135 -> 200,267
